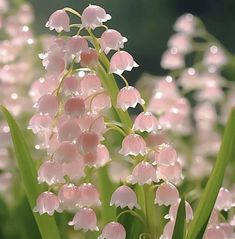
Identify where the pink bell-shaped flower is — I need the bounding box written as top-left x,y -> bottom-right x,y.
78,113 -> 106,135
37,161 -> 65,185
68,207 -> 99,231
155,182 -> 179,206
58,184 -> 79,209
53,141 -> 79,163
46,10 -> 70,32
33,191 -> 62,216
133,112 -> 158,132
117,86 -> 145,111
66,35 -> 89,56
81,5 -> 111,29
110,185 -> 140,209
100,29 -> 127,54
127,161 -> 157,185
88,92 -> 112,113
83,151 -> 98,167
57,118 -> 81,142
36,94 -> 59,117
77,132 -> 100,153
28,114 -> 52,134
96,144 -> 110,167
119,134 -> 147,156
155,146 -> 178,166
168,33 -> 192,54
63,159 -> 85,180
161,48 -> 185,70
64,98 -> 86,117
110,51 -> 139,75
203,226 -> 227,239
203,45 -> 227,68
80,48 -> 98,67
174,13 -> 195,34
40,50 -> 65,77
62,76 -> 79,95
77,183 -> 100,207
80,74 -> 102,96
98,222 -> 126,239
157,162 -> 183,184
215,187 -> 233,211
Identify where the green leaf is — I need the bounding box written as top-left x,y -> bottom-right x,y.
172,197 -> 186,239
0,106 -> 61,239
186,108 -> 235,239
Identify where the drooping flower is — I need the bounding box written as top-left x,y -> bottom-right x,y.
174,13 -> 196,34
161,48 -> 185,70
36,94 -> 59,117
37,161 -> 65,185
155,182 -> 179,206
80,48 -> 98,67
110,185 -> 140,209
127,161 -> 157,185
63,159 -> 85,180
133,112 -> 158,132
66,35 -> 89,56
168,33 -> 192,54
203,45 -> 227,68
155,145 -> 178,166
68,207 -> 99,231
157,162 -> 183,184
110,51 -> 139,75
58,184 -> 79,209
81,5 -> 111,29
98,222 -> 126,239
57,118 -> 81,142
100,29 -> 127,54
215,187 -> 233,211
117,86 -> 145,111
77,132 -> 100,153
46,10 -> 70,32
64,97 -> 86,117
53,141 -> 79,163
77,183 -> 100,207
33,191 -> 62,216
80,74 -> 102,96
28,114 -> 52,134
119,134 -> 147,156
62,76 -> 79,95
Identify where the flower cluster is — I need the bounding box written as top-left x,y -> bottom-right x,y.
0,0 -> 36,201
29,5 -> 190,238
136,13 -> 235,238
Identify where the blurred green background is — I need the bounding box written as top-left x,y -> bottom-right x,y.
28,0 -> 235,83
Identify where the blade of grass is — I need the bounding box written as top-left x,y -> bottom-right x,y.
186,108 -> 235,239
1,106 -> 61,239
172,197 -> 186,239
